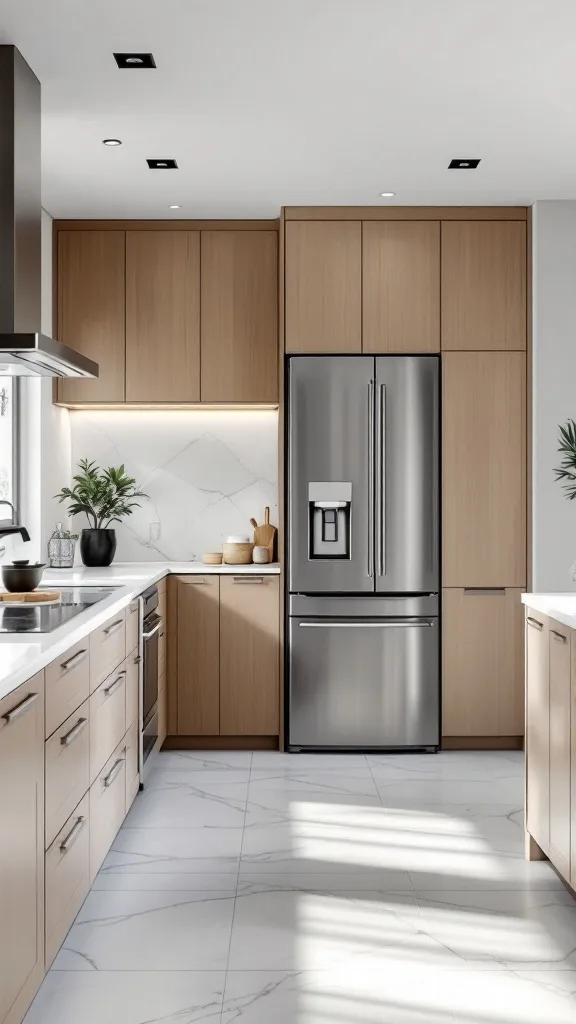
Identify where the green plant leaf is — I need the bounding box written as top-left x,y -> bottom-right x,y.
55,459 -> 149,528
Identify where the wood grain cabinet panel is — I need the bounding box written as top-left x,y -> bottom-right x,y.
442,589 -> 524,737
201,231 -> 278,402
549,620 -> 571,878
57,230 -> 126,403
362,221 -> 440,352
526,610 -> 550,856
441,221 -> 527,350
126,231 -> 200,402
219,575 -> 279,735
442,351 -> 526,587
0,674 -> 45,1024
285,221 -> 361,353
176,576 -> 220,735
45,700 -> 90,848
45,794 -> 89,970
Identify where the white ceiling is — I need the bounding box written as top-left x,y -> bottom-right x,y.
1,0 -> 575,218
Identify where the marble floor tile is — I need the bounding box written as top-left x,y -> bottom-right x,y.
156,750 -> 253,770
24,971 -> 225,1024
251,752 -> 368,771
92,870 -> 238,891
249,770 -> 380,796
367,750 -> 524,782
124,774 -> 248,828
244,788 -> 384,827
100,824 -> 243,876
375,776 -> 524,806
52,889 -> 235,971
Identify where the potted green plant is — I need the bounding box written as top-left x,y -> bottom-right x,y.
55,459 -> 148,567
554,420 -> 576,500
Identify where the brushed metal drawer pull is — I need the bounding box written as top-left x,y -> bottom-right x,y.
59,815 -> 86,853
103,619 -> 124,635
133,655 -> 142,665
60,648 -> 88,672
60,716 -> 88,746
103,672 -> 126,697
142,620 -> 162,640
103,758 -> 124,788
2,692 -> 38,724
233,577 -> 265,584
527,616 -> 543,631
299,621 -> 434,629
463,588 -> 506,595
551,629 -> 568,643
187,578 -> 207,585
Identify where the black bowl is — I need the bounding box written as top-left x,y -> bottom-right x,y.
1,562 -> 46,593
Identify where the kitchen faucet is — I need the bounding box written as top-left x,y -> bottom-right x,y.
0,500 -> 30,543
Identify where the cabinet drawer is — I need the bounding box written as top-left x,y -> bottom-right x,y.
126,599 -> 139,656
89,667 -> 126,782
45,794 -> 89,969
89,738 -> 126,882
45,640 -> 90,738
125,651 -> 140,730
45,700 -> 90,848
125,720 -> 140,811
90,610 -> 126,692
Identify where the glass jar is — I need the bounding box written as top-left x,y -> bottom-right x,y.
48,523 -> 76,568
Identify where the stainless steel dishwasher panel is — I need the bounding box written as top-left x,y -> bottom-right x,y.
288,616 -> 439,749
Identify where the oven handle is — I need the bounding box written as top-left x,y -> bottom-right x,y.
142,619 -> 162,640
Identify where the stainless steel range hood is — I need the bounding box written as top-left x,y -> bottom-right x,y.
0,46 -> 98,379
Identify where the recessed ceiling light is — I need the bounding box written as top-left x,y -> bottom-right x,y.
169,205 -> 181,209
147,158 -> 178,170
114,52 -> 156,69
380,192 -> 396,197
448,158 -> 481,169
102,138 -> 122,146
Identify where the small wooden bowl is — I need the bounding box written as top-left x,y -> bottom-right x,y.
202,552 -> 223,565
222,542 -> 254,565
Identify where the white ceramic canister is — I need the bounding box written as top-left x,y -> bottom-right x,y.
253,545 -> 269,564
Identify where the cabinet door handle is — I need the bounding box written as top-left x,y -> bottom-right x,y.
527,616 -> 543,631
59,815 -> 86,853
60,648 -> 88,672
463,588 -> 506,595
103,758 -> 125,788
186,578 -> 206,585
142,620 -> 162,639
60,716 -> 88,746
232,577 -> 265,584
103,618 -> 124,635
551,629 -> 568,643
103,671 -> 126,697
2,692 -> 38,724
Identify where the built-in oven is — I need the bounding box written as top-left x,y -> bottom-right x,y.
140,585 -> 161,781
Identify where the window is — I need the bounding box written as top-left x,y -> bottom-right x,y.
0,379 -> 19,525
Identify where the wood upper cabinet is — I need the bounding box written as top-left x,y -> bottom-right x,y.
219,575 -> 279,735
362,221 -> 440,352
526,610 -> 550,855
442,589 -> 524,736
549,619 -> 571,878
126,231 -> 200,402
442,351 -> 526,587
57,230 -> 126,403
441,221 -> 527,350
285,221 -> 361,353
0,674 -> 45,1024
201,231 -> 278,402
176,576 -> 220,735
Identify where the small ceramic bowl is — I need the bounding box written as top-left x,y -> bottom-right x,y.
202,552 -> 223,565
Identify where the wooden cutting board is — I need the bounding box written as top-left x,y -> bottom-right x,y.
252,507 -> 277,562
0,590 -> 61,605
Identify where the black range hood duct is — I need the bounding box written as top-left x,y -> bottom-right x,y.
0,46 -> 98,378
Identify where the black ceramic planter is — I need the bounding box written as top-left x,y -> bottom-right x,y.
80,529 -> 117,567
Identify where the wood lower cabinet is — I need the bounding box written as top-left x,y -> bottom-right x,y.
126,230 -> 200,402
442,351 -> 526,587
549,620 -> 571,877
526,610 -> 550,854
219,576 -> 280,735
57,230 -> 126,404
45,701 -> 90,847
362,221 -> 440,353
201,231 -> 278,402
442,589 -> 524,737
441,221 -> 527,350
0,674 -> 45,1024
45,795 -> 89,969
176,576 -> 220,735
285,221 -> 362,353
89,738 -> 127,883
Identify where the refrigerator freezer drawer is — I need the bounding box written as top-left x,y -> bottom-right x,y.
288,617 -> 439,749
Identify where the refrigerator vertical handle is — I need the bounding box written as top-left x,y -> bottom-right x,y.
376,383 -> 386,577
367,379 -> 374,578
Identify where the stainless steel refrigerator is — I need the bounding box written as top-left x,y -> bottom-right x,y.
287,355 -> 440,751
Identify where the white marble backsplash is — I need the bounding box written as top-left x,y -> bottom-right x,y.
67,410 -> 278,561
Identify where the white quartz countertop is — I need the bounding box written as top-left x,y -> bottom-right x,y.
521,593 -> 576,631
0,561 -> 280,705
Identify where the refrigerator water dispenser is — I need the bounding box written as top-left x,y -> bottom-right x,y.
309,482 -> 351,559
